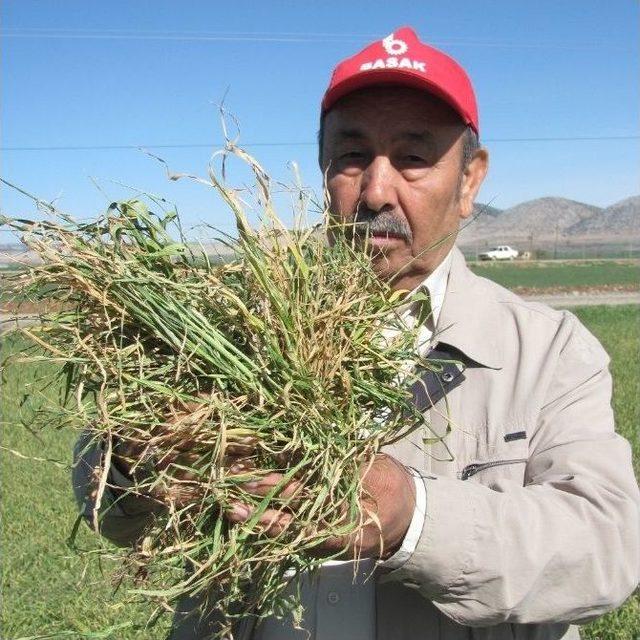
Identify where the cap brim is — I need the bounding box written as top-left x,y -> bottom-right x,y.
322,69 -> 476,133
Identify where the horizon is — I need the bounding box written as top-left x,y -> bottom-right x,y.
1,193 -> 637,253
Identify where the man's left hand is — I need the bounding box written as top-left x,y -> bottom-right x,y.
226,453 -> 417,560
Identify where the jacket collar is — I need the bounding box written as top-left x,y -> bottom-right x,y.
433,246 -> 504,369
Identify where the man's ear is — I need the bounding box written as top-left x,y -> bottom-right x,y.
459,149 -> 489,219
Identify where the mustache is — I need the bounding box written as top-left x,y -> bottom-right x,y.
351,209 -> 413,243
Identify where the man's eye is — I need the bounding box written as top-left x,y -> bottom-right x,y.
340,151 -> 364,160
405,155 -> 426,163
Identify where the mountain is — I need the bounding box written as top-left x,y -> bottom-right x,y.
460,196 -> 640,245
2,196 -> 637,268
567,195 -> 640,236
472,203 -> 502,218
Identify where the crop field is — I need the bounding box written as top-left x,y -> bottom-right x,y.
572,305 -> 640,639
0,334 -> 172,639
469,259 -> 640,292
1,304 -> 639,639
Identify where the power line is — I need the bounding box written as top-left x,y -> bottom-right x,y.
0,142 -> 316,151
487,135 -> 640,142
2,28 -> 377,37
2,32 -> 356,44
1,135 -> 638,152
0,28 -> 633,50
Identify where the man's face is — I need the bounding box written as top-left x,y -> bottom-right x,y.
321,86 -> 488,291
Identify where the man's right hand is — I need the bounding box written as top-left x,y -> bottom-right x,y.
111,397 -> 258,508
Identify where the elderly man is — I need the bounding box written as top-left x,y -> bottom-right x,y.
74,27 -> 640,640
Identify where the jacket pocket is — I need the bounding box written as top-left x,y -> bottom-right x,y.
458,437 -> 529,484
460,458 -> 527,480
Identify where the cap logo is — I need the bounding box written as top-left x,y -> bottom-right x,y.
382,33 -> 408,56
358,30 -> 426,74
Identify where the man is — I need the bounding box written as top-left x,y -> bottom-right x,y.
74,27 -> 640,639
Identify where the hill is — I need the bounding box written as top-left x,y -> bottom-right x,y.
459,195 -> 640,246
567,196 -> 640,236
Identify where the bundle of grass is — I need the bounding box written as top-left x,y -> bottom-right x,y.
2,148 -> 437,637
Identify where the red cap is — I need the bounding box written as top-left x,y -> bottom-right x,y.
321,27 -> 479,134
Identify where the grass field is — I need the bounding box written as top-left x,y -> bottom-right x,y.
572,306 -> 640,640
1,336 -> 172,640
1,305 -> 639,639
469,259 -> 640,292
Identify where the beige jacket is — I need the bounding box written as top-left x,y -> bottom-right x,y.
73,247 -> 640,640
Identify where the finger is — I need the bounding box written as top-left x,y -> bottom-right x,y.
119,431 -> 259,468
155,450 -> 199,469
226,502 -> 253,523
154,432 -> 245,456
225,442 -> 258,457
360,453 -> 412,497
225,503 -> 293,537
239,474 -> 302,501
257,509 -> 293,536
156,450 -> 221,484
147,481 -> 203,509
227,459 -> 257,475
152,433 -> 199,453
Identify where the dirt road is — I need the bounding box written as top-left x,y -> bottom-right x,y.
522,291 -> 640,308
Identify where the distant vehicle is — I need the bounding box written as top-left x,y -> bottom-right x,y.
479,245 -> 519,261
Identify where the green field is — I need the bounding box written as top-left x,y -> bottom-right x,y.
1,305 -> 639,639
572,306 -> 640,640
470,259 -> 640,291
1,336 -> 172,640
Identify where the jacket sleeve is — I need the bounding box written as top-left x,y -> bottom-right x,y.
380,318 -> 640,626
71,431 -> 162,547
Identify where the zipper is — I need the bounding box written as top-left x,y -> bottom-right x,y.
461,458 -> 527,480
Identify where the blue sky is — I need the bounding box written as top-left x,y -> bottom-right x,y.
2,0 -> 638,238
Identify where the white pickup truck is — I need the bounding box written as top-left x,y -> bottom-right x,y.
478,245 -> 519,261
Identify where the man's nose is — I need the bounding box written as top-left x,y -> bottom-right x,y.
359,156 -> 398,213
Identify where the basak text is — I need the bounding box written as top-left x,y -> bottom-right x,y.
360,57 -> 426,73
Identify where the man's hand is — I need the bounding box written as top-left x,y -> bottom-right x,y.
226,453 -> 417,560
111,398 -> 257,508
111,400 -> 417,560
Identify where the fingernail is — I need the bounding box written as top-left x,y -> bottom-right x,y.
229,504 -> 251,521
242,481 -> 259,491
